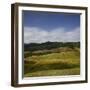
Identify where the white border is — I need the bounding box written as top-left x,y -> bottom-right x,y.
18,6 -> 86,84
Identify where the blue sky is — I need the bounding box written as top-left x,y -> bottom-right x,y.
23,11 -> 80,43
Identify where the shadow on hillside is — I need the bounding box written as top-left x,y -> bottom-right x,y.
24,61 -> 80,74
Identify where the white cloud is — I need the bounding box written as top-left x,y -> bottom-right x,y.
24,27 -> 80,43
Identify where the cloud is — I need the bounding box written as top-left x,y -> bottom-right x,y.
24,27 -> 80,43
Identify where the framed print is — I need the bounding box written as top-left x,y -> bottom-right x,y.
11,3 -> 88,87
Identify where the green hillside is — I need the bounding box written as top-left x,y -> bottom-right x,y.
24,45 -> 80,77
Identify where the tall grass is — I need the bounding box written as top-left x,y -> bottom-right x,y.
24,48 -> 80,77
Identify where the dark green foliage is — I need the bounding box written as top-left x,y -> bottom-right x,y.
24,52 -> 32,58
24,42 -> 80,52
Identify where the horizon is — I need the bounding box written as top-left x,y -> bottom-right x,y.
24,41 -> 80,44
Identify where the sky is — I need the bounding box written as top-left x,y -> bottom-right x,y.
23,11 -> 80,43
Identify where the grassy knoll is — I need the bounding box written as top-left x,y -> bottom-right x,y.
24,47 -> 80,77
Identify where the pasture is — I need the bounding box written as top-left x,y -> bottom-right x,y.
24,47 -> 80,77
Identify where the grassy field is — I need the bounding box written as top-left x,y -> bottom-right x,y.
24,47 -> 80,77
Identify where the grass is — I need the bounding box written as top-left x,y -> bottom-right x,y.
24,48 -> 80,77
25,68 -> 80,77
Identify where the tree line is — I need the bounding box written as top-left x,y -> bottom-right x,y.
24,41 -> 80,52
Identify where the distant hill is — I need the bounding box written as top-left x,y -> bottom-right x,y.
24,42 -> 80,52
